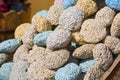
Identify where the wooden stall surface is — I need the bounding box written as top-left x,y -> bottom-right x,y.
0,3 -> 31,42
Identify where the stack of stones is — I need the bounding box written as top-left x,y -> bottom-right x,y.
0,0 -> 120,80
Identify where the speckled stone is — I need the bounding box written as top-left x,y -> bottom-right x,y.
34,31 -> 53,46
76,0 -> 98,17
22,26 -> 37,48
0,39 -> 21,53
59,6 -> 84,31
93,43 -> 113,71
80,19 -> 107,43
54,0 -> 64,5
10,61 -> 29,80
46,29 -> 71,50
0,62 -> 14,80
84,64 -> 104,80
95,6 -> 115,27
55,63 -> 81,80
14,23 -> 31,41
63,0 -> 78,9
13,45 -> 30,63
47,4 -> 64,25
111,13 -> 120,38
79,59 -> 95,73
73,44 -> 95,59
105,0 -> 120,11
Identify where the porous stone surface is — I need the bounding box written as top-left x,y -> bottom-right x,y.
76,0 -> 98,17
104,36 -> 120,54
59,6 -> 84,31
84,64 -> 104,80
111,13 -> 120,38
28,62 -> 55,80
79,59 -> 95,73
33,31 -> 53,46
72,31 -> 87,45
63,0 -> 78,9
22,26 -> 37,48
55,63 -> 81,80
73,44 -> 95,59
13,45 -> 30,63
32,16 -> 51,32
14,23 -> 31,40
80,19 -> 107,43
0,39 -> 21,53
47,4 -> 64,25
44,49 -> 70,69
0,62 -> 13,80
27,45 -> 46,64
93,43 -> 113,71
95,6 -> 116,27
46,29 -> 71,50
105,0 -> 120,11
10,61 -> 29,80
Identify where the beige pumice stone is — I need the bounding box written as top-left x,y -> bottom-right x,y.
73,44 -> 95,59
14,23 -> 31,41
76,0 -> 98,17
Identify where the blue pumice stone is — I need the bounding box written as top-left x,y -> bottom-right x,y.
34,31 -> 53,46
0,39 -> 21,53
0,62 -> 14,80
105,0 -> 120,11
63,0 -> 78,9
55,63 -> 81,80
79,59 -> 95,73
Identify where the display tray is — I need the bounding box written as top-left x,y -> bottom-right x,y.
0,3 -> 31,32
101,55 -> 120,80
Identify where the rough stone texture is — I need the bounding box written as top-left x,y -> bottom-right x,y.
14,23 -> 31,40
73,44 -> 95,59
95,6 -> 116,27
10,61 -> 29,80
93,43 -> 113,71
80,19 -> 107,43
84,64 -> 104,80
44,49 -> 70,69
0,39 -> 21,53
111,13 -> 120,38
76,0 -> 98,17
72,31 -> 87,45
104,36 -> 120,54
32,16 -> 51,32
47,4 -> 64,25
27,45 -> 46,64
46,29 -> 71,50
22,26 -> 37,48
105,0 -> 120,11
62,0 -> 78,9
33,31 -> 53,46
79,59 -> 95,73
0,53 -> 8,65
113,43 -> 120,55
55,63 -> 81,80
28,62 -> 55,80
0,62 -> 13,80
13,45 -> 30,63
59,6 -> 84,31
